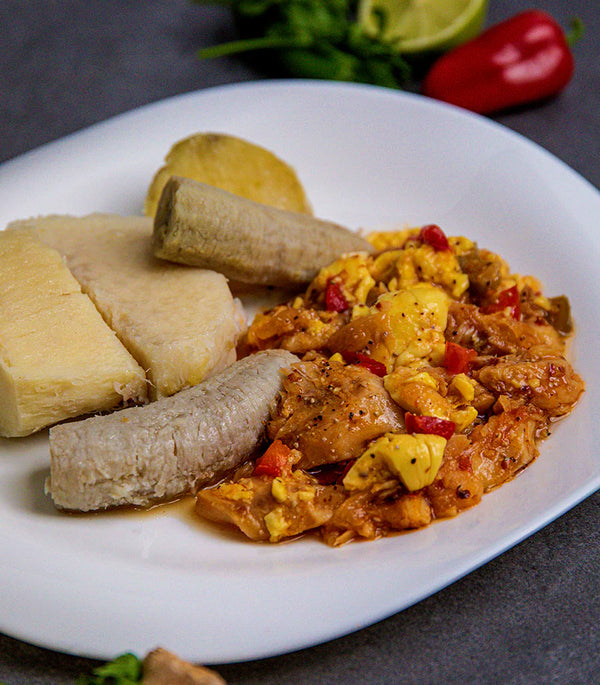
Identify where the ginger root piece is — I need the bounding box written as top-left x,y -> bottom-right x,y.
142,648 -> 226,685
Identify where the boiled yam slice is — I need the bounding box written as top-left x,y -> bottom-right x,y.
144,131 -> 312,218
0,231 -> 147,437
10,214 -> 245,399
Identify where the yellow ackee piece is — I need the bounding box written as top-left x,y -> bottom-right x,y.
450,373 -> 476,402
271,477 -> 288,503
214,481 -> 254,504
264,508 -> 288,541
371,243 -> 469,299
343,433 -> 446,492
369,248 -> 404,284
264,472 -> 318,541
351,303 -> 371,319
404,370 -> 439,389
306,318 -> 327,336
309,253 -> 375,305
448,235 -> 475,256
270,472 -> 316,506
385,367 -> 478,432
377,284 -> 450,367
366,228 -> 417,251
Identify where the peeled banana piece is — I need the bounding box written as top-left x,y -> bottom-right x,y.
9,214 -> 246,400
47,350 -> 298,511
153,176 -> 373,288
0,231 -> 147,437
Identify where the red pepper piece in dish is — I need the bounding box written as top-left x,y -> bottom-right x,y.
253,439 -> 295,477
482,285 -> 521,319
341,350 -> 387,377
325,279 -> 349,312
444,341 -> 478,375
418,224 -> 451,251
422,10 -> 579,115
405,412 -> 456,440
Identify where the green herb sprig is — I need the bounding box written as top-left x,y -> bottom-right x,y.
76,653 -> 142,685
193,0 -> 412,88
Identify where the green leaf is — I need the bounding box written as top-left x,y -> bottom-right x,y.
75,653 -> 143,685
278,44 -> 361,81
193,0 -> 412,87
565,16 -> 585,47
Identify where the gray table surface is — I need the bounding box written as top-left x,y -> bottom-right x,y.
1,1 -> 599,683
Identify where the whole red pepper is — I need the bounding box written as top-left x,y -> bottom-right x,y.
422,11 -> 579,115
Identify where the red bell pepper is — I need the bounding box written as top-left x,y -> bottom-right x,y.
405,412 -> 456,440
422,11 -> 580,115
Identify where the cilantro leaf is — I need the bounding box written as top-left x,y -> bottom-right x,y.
75,653 -> 142,685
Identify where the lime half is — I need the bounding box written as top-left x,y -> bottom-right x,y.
357,0 -> 488,53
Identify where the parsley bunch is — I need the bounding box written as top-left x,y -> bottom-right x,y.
194,0 -> 411,88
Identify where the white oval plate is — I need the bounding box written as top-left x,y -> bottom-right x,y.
0,81 -> 598,664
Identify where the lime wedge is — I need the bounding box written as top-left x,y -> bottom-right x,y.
357,0 -> 488,53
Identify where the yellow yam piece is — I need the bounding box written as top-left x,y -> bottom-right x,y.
144,132 -> 312,217
0,231 -> 147,437
10,214 -> 245,399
